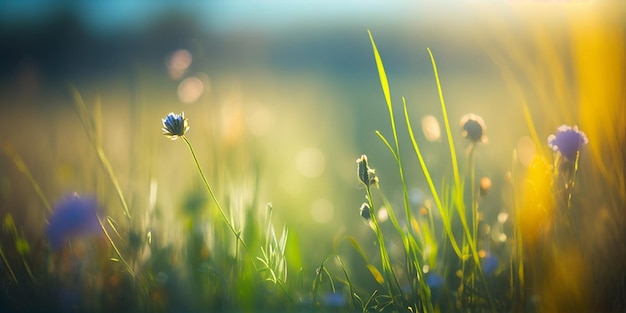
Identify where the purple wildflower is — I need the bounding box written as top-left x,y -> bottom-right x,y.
547,125 -> 588,161
46,194 -> 102,251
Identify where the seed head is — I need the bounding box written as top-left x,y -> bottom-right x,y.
359,202 -> 371,221
460,113 -> 487,143
356,154 -> 379,188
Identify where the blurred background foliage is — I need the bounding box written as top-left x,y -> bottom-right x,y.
0,1 -> 624,311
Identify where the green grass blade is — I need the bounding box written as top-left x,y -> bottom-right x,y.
366,264 -> 385,285
70,86 -> 132,220
0,244 -> 17,283
364,187 -> 403,310
403,97 -> 462,257
369,33 -> 414,230
335,255 -> 358,309
3,146 -> 51,213
427,48 -> 461,189
106,216 -> 124,241
97,214 -> 134,277
427,48 -> 496,312
368,30 -> 392,119
375,131 -> 398,161
181,135 -> 249,253
370,34 -> 426,311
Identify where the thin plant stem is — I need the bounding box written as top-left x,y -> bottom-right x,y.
95,146 -> 133,220
427,48 -> 461,189
364,186 -> 403,311
336,255 -> 357,309
369,31 -> 433,311
567,151 -> 581,210
466,144 -> 478,307
20,255 -> 34,282
70,87 -> 132,220
181,135 -> 249,253
367,30 -> 414,240
510,150 -> 525,310
312,256 -> 336,304
403,99 -> 462,257
427,48 -> 496,312
4,146 -> 51,213
0,245 -> 17,283
469,145 -> 478,250
98,214 -> 134,277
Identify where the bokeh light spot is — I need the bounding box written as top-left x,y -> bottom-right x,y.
178,76 -> 204,103
481,224 -> 491,235
167,49 -> 192,80
480,176 -> 492,195
377,207 -> 389,222
421,115 -> 441,142
295,147 -> 326,178
478,249 -> 488,258
497,212 -> 509,224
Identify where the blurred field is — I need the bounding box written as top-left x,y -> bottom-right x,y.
0,1 -> 624,312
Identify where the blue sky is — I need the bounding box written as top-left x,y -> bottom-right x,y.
0,1 -> 421,33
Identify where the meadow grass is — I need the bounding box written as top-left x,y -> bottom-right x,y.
349,31 -> 498,312
0,87 -> 307,312
0,34 -> 515,313
0,23 -> 622,312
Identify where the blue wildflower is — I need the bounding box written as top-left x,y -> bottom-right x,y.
425,272 -> 445,288
323,292 -> 346,308
548,125 -> 588,161
162,112 -> 189,140
425,272 -> 446,302
460,113 -> 487,143
46,194 -> 102,251
480,252 -> 498,275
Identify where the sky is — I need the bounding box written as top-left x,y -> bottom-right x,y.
0,1 -> 426,34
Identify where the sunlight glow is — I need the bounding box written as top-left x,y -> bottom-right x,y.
295,147 -> 326,178
516,136 -> 536,168
310,198 -> 334,224
246,105 -> 274,137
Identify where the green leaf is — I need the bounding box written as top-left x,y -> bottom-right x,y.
368,30 -> 392,115
342,236 -> 369,262
366,264 -> 385,285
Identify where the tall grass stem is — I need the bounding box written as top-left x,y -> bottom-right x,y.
181,136 -> 249,253
4,147 -> 52,213
70,87 -> 132,220
98,214 -> 135,276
